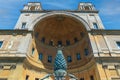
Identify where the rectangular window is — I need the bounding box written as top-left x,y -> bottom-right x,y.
84,48 -> 89,56
74,37 -> 78,43
26,75 -> 29,80
58,41 -> 62,46
35,32 -> 39,38
76,53 -> 81,60
0,41 -> 3,48
22,23 -> 26,29
93,23 -> 98,29
80,32 -> 84,38
35,78 -> 39,80
41,37 -> 45,43
80,78 -> 84,80
116,42 -> 120,49
0,65 -> 3,69
32,48 -> 35,54
39,53 -> 43,60
48,56 -> 52,63
90,75 -> 94,80
66,40 -> 70,46
49,40 -> 54,46
67,56 -> 72,63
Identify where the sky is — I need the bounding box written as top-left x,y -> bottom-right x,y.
0,0 -> 120,29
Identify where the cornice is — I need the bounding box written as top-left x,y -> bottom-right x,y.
20,10 -> 99,13
0,29 -> 120,35
0,29 -> 32,35
89,29 -> 120,35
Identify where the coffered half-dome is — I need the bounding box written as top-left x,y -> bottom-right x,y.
34,14 -> 88,47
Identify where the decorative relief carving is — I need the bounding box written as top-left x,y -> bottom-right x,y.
102,65 -> 108,69
8,41 -> 13,49
115,65 -> 120,69
0,63 -> 16,70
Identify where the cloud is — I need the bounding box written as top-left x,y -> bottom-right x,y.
0,0 -> 26,29
0,0 -> 120,29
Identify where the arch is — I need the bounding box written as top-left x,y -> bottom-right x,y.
33,13 -> 89,47
25,11 -> 95,80
28,11 -> 90,31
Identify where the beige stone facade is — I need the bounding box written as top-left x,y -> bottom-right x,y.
0,2 -> 120,80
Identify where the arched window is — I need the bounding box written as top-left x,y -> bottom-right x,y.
85,6 -> 90,10
30,6 -> 36,11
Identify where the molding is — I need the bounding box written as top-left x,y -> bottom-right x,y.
0,53 -> 26,58
89,29 -> 120,35
28,11 -> 91,31
95,57 -> 120,62
0,29 -> 120,35
0,30 -> 32,35
21,10 -> 99,13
